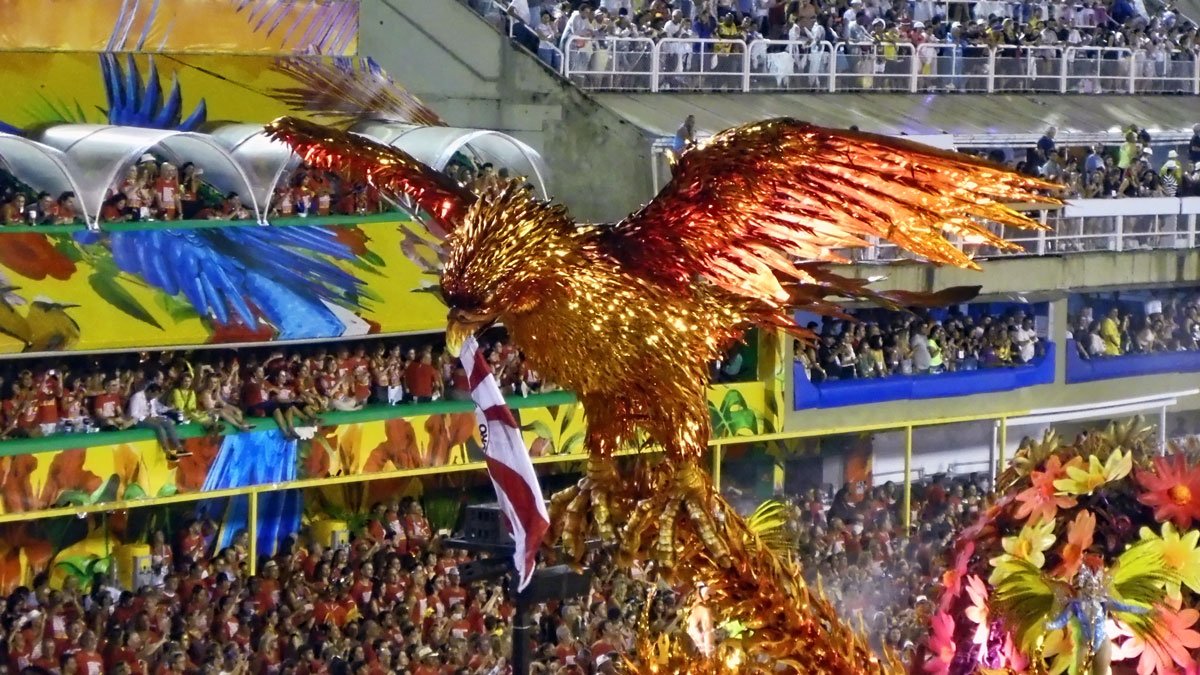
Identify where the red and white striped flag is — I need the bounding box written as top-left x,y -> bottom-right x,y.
460,335 -> 550,591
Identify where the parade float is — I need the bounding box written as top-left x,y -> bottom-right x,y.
926,418 -> 1200,675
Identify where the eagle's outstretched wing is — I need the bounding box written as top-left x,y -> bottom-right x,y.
603,119 -> 1061,308
266,116 -> 475,238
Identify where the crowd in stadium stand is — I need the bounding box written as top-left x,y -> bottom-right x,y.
1071,291 -> 1200,357
789,472 -> 988,658
968,124 -> 1200,197
484,0 -> 1196,80
794,307 -> 1044,382
0,338 -> 548,457
93,156 -> 389,224
0,469 -> 977,674
0,151 -> 524,227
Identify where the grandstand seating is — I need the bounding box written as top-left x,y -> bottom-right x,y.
478,0 -> 1199,94
0,123 -> 547,228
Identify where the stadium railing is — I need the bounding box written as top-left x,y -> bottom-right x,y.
868,197 -> 1200,261
559,37 -> 1200,94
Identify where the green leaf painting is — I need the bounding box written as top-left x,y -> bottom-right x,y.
88,272 -> 163,330
710,388 -> 760,439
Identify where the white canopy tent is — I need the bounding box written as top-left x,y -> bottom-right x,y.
34,125 -> 263,226
205,123 -> 299,218
351,120 -> 551,200
0,134 -> 91,223
0,122 -> 556,228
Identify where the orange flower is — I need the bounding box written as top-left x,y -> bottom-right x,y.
1054,509 -> 1096,579
1137,453 -> 1200,530
361,418 -> 421,472
0,524 -> 52,595
1014,455 -> 1077,523
1001,633 -> 1028,672
1,454 -> 39,513
425,413 -> 478,467
0,233 -> 76,281
331,225 -> 371,256
175,436 -> 220,492
39,449 -> 102,509
939,542 -> 974,611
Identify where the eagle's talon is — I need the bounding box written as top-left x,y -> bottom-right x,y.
549,457 -> 626,560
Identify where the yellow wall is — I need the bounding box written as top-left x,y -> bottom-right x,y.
0,52 -> 382,128
0,0 -> 359,54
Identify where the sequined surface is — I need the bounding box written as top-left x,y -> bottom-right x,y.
269,116 -> 1061,674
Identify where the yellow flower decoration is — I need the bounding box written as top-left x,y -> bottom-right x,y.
1039,627 -> 1075,675
1138,522 -> 1200,600
989,517 -> 1056,585
1053,449 -> 1132,496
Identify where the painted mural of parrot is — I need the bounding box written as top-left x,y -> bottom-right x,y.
268,116 -> 1060,673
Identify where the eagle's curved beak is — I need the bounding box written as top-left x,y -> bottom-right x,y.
445,308 -> 498,357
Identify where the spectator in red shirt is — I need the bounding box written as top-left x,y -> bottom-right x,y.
403,352 -> 441,403
54,191 -> 80,225
73,631 -> 105,675
154,163 -> 182,221
100,194 -> 131,223
411,647 -> 441,675
214,192 -> 250,221
93,378 -> 136,430
178,520 -> 208,565
33,371 -> 63,436
403,502 -> 432,551
439,570 -> 468,609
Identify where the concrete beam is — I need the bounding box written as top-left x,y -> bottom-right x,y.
845,249 -> 1200,299
784,371 -> 1200,436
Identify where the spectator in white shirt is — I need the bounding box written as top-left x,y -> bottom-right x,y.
560,3 -> 597,71
507,0 -> 531,22
129,383 -> 189,461
1014,317 -> 1038,363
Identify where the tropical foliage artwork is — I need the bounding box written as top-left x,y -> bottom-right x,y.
925,418 -> 1200,675
0,222 -> 452,352
0,384 -> 769,517
0,382 -> 772,594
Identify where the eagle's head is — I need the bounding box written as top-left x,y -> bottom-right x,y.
441,184 -> 588,356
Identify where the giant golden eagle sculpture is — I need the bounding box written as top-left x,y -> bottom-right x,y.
268,117 -> 1060,673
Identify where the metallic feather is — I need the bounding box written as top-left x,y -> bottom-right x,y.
607,119 -> 1060,312
266,116 -> 472,237
269,57 -> 445,128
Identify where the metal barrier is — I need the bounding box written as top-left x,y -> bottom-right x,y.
746,40 -> 835,92
563,36 -> 656,91
558,37 -> 1200,94
1062,46 -> 1134,94
912,42 -> 992,92
832,41 -> 918,93
991,45 -> 1066,93
656,38 -> 749,92
1135,49 -> 1200,95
